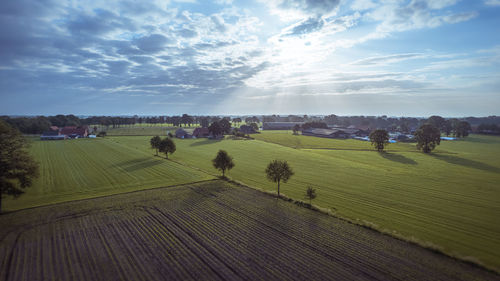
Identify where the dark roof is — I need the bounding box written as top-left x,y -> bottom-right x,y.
303,128 -> 360,136
193,127 -> 209,136
42,130 -> 59,136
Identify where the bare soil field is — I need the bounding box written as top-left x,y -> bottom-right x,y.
1,180 -> 498,281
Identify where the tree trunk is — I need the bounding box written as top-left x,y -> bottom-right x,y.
0,196 -> 2,214
166,153 -> 169,159
222,169 -> 225,177
277,180 -> 280,197
155,148 -> 158,156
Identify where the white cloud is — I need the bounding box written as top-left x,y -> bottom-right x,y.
351,0 -> 376,11
485,0 -> 500,6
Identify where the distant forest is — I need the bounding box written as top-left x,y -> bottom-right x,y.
1,114 -> 500,135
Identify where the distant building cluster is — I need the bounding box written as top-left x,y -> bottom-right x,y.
40,126 -> 93,140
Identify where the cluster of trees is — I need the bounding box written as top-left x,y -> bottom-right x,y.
0,121 -> 39,213
150,136 -> 176,159
477,123 -> 500,135
212,151 -> 317,206
369,116 -> 474,153
211,151 -> 316,205
208,119 -> 232,137
426,116 -> 471,137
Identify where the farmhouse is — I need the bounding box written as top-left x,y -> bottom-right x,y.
175,128 -> 192,139
239,125 -> 257,134
263,122 -> 304,130
60,126 -> 89,138
193,127 -> 210,138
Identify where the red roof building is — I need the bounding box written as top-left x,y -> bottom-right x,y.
60,126 -> 89,138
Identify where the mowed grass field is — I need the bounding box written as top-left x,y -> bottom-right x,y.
1,180 -> 498,281
103,125 -> 178,136
2,138 -> 213,211
107,132 -> 500,271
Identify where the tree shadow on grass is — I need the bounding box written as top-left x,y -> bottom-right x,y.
380,152 -> 417,165
431,153 -> 500,173
189,138 -> 222,147
115,158 -> 164,172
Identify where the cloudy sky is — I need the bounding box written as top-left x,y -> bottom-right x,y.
1,0 -> 499,116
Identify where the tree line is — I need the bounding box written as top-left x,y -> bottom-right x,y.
2,114 -> 498,135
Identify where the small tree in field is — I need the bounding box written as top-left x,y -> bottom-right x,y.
415,124 -> 441,153
292,124 -> 301,135
305,186 -> 317,205
158,137 -> 176,159
265,160 -> 294,197
212,150 -> 235,177
0,120 -> 39,214
150,135 -> 161,156
369,129 -> 390,152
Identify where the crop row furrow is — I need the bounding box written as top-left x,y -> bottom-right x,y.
143,208 -> 237,280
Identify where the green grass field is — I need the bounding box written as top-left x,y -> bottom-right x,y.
106,132 -> 500,271
2,138 -> 213,210
102,125 -> 179,136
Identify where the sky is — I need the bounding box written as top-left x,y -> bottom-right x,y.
0,0 -> 499,117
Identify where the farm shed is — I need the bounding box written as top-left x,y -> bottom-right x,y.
40,130 -> 67,140
175,128 -> 192,139
302,128 -> 360,139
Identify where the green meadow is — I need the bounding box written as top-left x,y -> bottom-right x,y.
3,138 -> 213,210
6,131 -> 500,271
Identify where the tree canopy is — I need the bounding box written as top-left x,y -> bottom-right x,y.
265,160 -> 294,197
208,121 -> 223,137
150,136 -> 161,156
0,120 -> 39,213
369,129 -> 389,152
158,137 -> 176,159
454,121 -> 471,138
427,115 -> 446,132
219,119 -> 232,134
415,124 -> 441,153
212,150 -> 235,177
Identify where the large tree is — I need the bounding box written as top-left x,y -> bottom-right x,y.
150,135 -> 161,156
369,129 -> 390,152
454,121 -> 471,138
265,160 -> 294,197
249,122 -> 259,132
158,137 -> 176,159
443,120 -> 453,136
0,120 -> 39,213
415,124 -> 441,153
427,115 -> 446,132
219,119 -> 232,134
212,150 -> 235,177
208,121 -> 223,137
